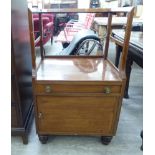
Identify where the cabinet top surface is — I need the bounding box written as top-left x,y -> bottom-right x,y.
36,58 -> 121,82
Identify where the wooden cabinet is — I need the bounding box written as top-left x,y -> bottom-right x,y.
28,7 -> 134,144
11,0 -> 34,144
11,49 -> 34,144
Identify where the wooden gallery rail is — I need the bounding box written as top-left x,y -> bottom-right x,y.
28,7 -> 134,144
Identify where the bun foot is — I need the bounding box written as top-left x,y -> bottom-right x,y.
101,136 -> 113,145
39,135 -> 48,144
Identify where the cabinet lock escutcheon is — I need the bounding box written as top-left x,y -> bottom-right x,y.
45,85 -> 52,93
104,87 -> 111,94
38,112 -> 43,119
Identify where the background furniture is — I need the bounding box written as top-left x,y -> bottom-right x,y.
51,0 -> 79,35
50,0 -> 78,9
11,0 -> 34,144
92,16 -> 143,43
112,29 -> 143,98
89,0 -> 101,8
59,29 -> 101,55
53,13 -> 79,35
29,7 -> 134,144
33,13 -> 54,46
56,13 -> 95,47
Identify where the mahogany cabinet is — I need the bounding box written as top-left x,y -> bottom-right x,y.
11,0 -> 34,144
29,7 -> 134,144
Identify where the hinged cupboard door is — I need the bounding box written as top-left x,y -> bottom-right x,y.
36,95 -> 120,135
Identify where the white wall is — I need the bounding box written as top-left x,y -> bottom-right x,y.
78,0 -> 90,8
78,0 -> 90,21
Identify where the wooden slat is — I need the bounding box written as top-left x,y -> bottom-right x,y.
119,8 -> 135,72
31,7 -> 134,14
104,13 -> 112,59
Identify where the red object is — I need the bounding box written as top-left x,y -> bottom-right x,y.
32,13 -> 54,46
56,13 -> 95,43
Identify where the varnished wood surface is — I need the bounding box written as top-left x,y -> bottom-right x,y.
119,9 -> 134,72
37,96 -> 119,135
35,84 -> 121,94
36,58 -> 122,81
11,0 -> 33,144
30,7 -> 134,80
29,7 -> 134,143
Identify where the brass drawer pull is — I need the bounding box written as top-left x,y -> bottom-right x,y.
45,85 -> 52,93
104,87 -> 111,94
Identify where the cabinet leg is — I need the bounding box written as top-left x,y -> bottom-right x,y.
38,135 -> 48,144
101,136 -> 113,145
22,134 -> 28,144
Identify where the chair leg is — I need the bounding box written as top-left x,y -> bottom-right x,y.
62,43 -> 69,48
51,36 -> 53,44
43,47 -> 46,56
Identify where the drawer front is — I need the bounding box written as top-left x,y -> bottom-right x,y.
36,84 -> 121,94
36,96 -> 119,135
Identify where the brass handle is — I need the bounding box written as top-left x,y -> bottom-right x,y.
104,87 -> 111,94
45,85 -> 52,93
38,112 -> 43,119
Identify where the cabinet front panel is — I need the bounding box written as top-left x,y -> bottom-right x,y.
36,84 -> 121,94
36,96 -> 119,135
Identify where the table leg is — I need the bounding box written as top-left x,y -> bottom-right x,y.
140,130 -> 143,151
115,45 -> 122,67
124,55 -> 133,98
22,134 -> 28,144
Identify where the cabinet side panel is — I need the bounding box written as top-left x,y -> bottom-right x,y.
11,0 -> 33,122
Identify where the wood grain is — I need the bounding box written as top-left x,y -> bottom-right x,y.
37,96 -> 119,135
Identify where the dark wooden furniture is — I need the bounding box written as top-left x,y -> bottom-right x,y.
29,7 -> 134,144
92,17 -> 143,43
90,0 -> 101,8
11,0 -> 34,144
112,30 -> 143,98
50,0 -> 78,34
50,0 -> 78,9
140,130 -> 143,151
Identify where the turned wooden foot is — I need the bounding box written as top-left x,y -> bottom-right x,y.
39,135 -> 48,144
101,136 -> 113,145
